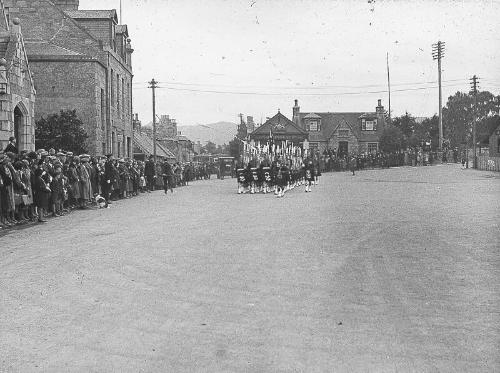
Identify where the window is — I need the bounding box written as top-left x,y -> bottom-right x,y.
367,143 -> 378,153
116,74 -> 120,114
338,129 -> 349,137
362,119 -> 377,131
122,78 -> 125,117
127,82 -> 130,116
102,142 -> 106,155
110,70 -> 114,106
100,89 -> 105,129
307,119 -> 321,132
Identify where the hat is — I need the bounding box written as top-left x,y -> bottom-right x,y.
66,151 -> 74,156
8,136 -> 15,141
49,148 -> 56,155
36,148 -> 46,154
105,153 -> 113,158
56,152 -> 66,156
27,151 -> 37,159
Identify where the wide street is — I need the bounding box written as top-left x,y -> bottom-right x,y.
0,165 -> 499,372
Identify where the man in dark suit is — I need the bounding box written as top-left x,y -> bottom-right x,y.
144,155 -> 156,192
4,137 -> 18,154
103,154 -> 115,202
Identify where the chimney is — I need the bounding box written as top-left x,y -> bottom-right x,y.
52,0 -> 80,10
293,99 -> 300,125
376,99 -> 384,114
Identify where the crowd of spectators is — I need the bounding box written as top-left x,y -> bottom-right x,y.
317,147 -> 450,173
0,137 -> 211,230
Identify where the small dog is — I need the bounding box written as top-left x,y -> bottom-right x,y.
95,195 -> 109,208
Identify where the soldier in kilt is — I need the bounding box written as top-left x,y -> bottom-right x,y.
304,158 -> 314,193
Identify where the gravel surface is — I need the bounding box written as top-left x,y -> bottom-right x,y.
1,164 -> 499,372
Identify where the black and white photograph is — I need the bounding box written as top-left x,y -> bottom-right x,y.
0,0 -> 499,371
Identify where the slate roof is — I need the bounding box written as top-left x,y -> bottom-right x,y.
24,40 -> 82,57
298,111 -> 381,142
134,130 -> 176,160
65,9 -> 118,21
251,112 -> 307,136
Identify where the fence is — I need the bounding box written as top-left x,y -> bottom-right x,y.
477,155 -> 500,172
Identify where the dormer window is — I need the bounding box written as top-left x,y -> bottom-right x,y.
304,114 -> 321,131
361,118 -> 377,131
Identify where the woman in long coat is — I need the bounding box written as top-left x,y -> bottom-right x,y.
68,158 -> 81,206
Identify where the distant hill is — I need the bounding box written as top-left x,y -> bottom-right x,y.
177,122 -> 237,145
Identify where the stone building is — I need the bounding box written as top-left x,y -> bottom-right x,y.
292,99 -> 386,155
0,4 -> 36,152
4,0 -> 134,156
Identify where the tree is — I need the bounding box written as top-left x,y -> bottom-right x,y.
443,90 -> 498,148
414,115 -> 439,150
392,112 -> 416,139
202,140 -> 217,154
35,110 -> 88,153
379,125 -> 404,153
228,137 -> 241,160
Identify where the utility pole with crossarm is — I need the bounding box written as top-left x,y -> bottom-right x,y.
149,79 -> 158,162
432,41 -> 445,153
470,75 -> 479,169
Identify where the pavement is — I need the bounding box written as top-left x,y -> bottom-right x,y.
0,164 -> 499,372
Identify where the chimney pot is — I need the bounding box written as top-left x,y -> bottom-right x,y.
294,99 -> 298,106
378,99 -> 382,107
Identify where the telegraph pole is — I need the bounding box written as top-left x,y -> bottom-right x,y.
470,75 -> 479,169
149,78 -> 158,162
432,41 -> 445,152
386,52 -> 391,124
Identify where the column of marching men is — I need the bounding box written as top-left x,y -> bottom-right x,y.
0,147 -> 213,229
236,155 -> 321,197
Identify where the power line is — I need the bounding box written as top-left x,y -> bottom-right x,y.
133,78 -> 467,89
148,82 -> 466,96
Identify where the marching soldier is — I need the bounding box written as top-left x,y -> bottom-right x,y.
304,158 -> 314,193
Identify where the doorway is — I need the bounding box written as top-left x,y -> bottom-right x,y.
338,141 -> 348,156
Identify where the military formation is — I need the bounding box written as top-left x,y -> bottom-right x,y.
236,156 -> 320,197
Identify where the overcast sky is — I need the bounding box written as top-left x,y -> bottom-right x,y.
80,0 -> 500,126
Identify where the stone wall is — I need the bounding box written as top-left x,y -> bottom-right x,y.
29,60 -> 103,154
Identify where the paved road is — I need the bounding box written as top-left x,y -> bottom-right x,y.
1,165 -> 499,372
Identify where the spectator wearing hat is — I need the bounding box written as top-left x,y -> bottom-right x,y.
4,136 -> 18,154
12,161 -> 28,223
78,155 -> 92,208
102,154 -> 115,203
68,157 -> 81,208
118,158 -> 129,199
0,154 -> 17,225
50,166 -> 64,216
